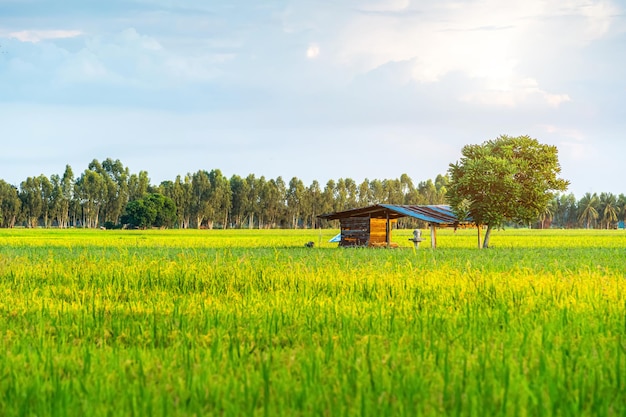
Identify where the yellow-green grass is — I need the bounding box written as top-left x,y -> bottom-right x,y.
0,228 -> 625,416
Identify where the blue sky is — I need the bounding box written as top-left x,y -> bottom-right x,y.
1,0 -> 625,197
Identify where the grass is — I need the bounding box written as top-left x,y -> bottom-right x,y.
0,228 -> 625,416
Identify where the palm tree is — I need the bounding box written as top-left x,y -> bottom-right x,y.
578,192 -> 599,229
538,197 -> 556,229
600,192 -> 618,229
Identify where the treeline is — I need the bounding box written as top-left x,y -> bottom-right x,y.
0,158 -> 623,230
0,158 -> 448,229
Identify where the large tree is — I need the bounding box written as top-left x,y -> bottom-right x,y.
447,135 -> 569,248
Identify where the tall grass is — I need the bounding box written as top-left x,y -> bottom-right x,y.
0,228 -> 625,416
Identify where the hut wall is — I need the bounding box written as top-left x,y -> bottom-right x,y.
340,217 -> 397,247
369,218 -> 388,245
339,217 -> 369,247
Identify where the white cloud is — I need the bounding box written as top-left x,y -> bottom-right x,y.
322,0 -> 619,105
460,77 -> 571,107
9,30 -> 82,43
359,0 -> 410,12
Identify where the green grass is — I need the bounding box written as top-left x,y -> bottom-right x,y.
0,228 -> 625,416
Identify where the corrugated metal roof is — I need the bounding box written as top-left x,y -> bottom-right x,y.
318,204 -> 471,225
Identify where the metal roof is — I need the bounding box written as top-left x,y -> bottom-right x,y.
318,204 -> 471,225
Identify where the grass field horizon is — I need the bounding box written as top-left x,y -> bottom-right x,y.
1,228 -> 625,416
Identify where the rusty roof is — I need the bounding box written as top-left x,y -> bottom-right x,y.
318,204 -> 471,225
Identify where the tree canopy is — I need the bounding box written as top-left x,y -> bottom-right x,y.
447,135 -> 569,248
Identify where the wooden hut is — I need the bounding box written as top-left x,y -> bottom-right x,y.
318,204 -> 470,248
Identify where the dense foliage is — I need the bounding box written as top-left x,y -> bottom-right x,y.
0,156 -> 622,229
447,136 -> 569,247
0,159 -> 449,229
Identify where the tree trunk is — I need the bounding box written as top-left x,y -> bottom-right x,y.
482,224 -> 493,248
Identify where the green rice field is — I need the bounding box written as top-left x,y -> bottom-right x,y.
0,228 -> 625,416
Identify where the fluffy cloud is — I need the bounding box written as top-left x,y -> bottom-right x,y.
316,0 -> 620,106
9,30 -> 82,42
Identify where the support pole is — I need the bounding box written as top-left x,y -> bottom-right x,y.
477,224 -> 481,249
386,211 -> 390,248
430,224 -> 437,249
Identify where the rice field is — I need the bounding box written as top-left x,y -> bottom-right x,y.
0,228 -> 625,416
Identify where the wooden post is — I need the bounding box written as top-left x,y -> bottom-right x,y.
430,224 -> 437,249
386,211 -> 390,248
477,224 -> 481,249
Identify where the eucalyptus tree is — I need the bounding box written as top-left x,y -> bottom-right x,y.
19,176 -> 43,228
344,178 -> 358,209
229,174 -> 249,229
162,175 -> 192,228
128,170 -> 150,202
400,173 -> 418,204
286,177 -> 305,228
261,177 -> 286,228
52,165 -> 74,228
0,180 -> 21,228
97,158 -> 130,225
382,178 -> 403,204
75,169 -> 106,228
358,179 -> 372,206
245,174 -> 261,229
190,170 -> 211,228
304,179 -> 323,228
369,179 -> 385,204
434,174 -> 449,203
38,174 -> 54,227
418,179 -> 438,204
321,180 -> 336,216
334,179 -> 348,211
207,169 -> 232,229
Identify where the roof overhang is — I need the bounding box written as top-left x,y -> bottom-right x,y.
318,204 -> 472,225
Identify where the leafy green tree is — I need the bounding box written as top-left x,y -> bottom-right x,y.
121,193 -> 176,229
447,135 -> 569,248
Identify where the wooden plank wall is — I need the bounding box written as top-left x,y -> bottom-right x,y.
340,216 -> 398,247
369,218 -> 388,245
339,217 -> 370,247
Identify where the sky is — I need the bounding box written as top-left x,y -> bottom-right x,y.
1,0 -> 625,198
